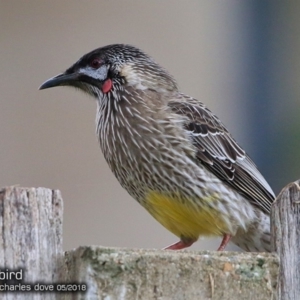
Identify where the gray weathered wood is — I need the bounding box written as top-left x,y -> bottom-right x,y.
0,186 -> 64,300
271,180 -> 300,300
63,246 -> 279,300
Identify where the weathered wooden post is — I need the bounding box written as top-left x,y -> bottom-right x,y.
271,179 -> 300,300
0,186 -> 64,300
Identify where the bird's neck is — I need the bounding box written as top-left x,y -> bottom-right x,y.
96,88 -> 163,166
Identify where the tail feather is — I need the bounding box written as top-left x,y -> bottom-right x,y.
231,211 -> 271,252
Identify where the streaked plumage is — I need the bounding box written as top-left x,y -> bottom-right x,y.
40,44 -> 275,252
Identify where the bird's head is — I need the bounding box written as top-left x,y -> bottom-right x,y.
39,44 -> 178,99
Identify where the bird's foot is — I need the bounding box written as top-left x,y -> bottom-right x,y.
217,234 -> 232,251
163,239 -> 195,250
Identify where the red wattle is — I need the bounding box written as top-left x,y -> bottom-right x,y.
102,79 -> 113,93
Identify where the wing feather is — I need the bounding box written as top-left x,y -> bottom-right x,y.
169,96 -> 275,214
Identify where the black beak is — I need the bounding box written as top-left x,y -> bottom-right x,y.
39,73 -> 78,90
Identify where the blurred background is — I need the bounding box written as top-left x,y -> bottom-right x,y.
1,1 -> 299,252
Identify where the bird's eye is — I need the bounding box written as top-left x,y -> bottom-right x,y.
90,58 -> 102,69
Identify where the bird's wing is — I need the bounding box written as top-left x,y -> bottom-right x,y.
168,96 -> 275,214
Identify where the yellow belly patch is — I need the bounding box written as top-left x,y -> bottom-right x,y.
145,190 -> 228,241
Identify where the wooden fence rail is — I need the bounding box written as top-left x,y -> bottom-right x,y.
0,181 -> 299,299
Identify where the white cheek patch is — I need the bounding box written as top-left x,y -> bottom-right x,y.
79,65 -> 108,81
120,64 -> 148,90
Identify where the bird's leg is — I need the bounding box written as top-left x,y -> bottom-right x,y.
163,239 -> 195,250
217,234 -> 232,251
